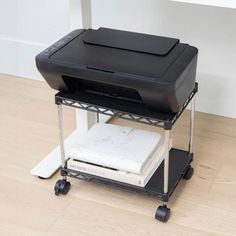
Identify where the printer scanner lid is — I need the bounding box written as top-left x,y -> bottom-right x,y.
83,27 -> 179,56
50,27 -> 187,80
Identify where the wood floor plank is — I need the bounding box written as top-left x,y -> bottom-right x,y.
0,177 -> 74,234
0,223 -> 45,236
46,198 -> 220,236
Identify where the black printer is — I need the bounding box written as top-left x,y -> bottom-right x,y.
36,28 -> 198,113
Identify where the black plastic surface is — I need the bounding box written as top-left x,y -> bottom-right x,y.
64,148 -> 193,201
50,30 -> 187,79
155,205 -> 171,222
83,27 -> 179,56
183,167 -> 194,180
54,179 -> 71,196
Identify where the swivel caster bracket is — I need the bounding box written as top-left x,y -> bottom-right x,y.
155,205 -> 171,222
54,179 -> 71,196
183,166 -> 194,180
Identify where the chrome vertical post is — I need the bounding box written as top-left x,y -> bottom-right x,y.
96,112 -> 100,123
189,95 -> 196,154
58,105 -> 66,170
164,129 -> 170,195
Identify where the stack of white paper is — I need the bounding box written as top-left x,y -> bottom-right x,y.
67,123 -> 170,187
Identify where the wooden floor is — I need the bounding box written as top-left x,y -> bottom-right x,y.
0,73 -> 236,236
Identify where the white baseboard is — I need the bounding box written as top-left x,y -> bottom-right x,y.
171,0 -> 236,9
0,37 -> 46,80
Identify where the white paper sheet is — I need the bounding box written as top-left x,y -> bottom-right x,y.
68,123 -> 162,174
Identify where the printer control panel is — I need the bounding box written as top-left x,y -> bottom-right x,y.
43,30 -> 85,56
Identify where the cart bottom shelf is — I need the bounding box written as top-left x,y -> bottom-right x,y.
144,148 -> 193,201
63,148 -> 193,202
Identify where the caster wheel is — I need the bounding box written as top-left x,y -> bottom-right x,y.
183,166 -> 194,180
54,179 -> 71,196
155,205 -> 171,222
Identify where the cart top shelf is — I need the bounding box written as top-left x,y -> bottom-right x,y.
55,83 -> 198,129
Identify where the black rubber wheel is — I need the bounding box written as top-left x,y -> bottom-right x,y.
155,205 -> 171,222
54,179 -> 71,196
183,167 -> 194,180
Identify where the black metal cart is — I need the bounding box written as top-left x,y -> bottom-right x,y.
54,83 -> 198,223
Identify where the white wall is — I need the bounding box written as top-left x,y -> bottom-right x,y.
70,0 -> 83,30
91,0 -> 236,118
0,0 -> 71,80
